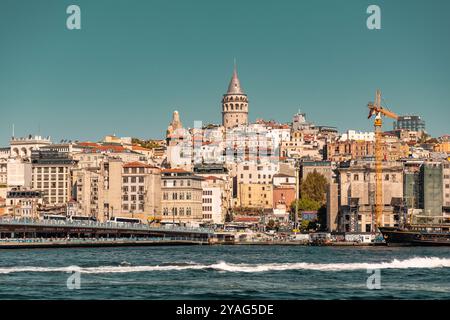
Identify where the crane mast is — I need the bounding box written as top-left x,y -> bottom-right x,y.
367,90 -> 398,232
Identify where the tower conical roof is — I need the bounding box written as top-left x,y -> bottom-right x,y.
226,65 -> 244,95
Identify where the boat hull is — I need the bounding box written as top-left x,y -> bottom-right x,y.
379,227 -> 450,246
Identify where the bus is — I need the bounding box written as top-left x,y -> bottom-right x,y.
109,217 -> 142,225
68,215 -> 97,222
42,214 -> 67,221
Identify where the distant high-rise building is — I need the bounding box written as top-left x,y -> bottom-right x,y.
393,115 -> 425,132
222,65 -> 248,129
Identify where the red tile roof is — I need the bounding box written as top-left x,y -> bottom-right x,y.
203,175 -> 223,181
161,168 -> 189,173
123,161 -> 157,168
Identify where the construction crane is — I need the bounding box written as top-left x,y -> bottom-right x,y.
367,90 -> 398,231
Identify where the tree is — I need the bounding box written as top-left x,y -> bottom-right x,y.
300,170 -> 328,204
290,198 -> 321,213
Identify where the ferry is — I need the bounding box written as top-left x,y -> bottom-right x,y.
379,225 -> 450,246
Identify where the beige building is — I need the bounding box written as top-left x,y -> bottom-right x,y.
222,65 -> 248,129
161,169 -> 203,226
4,189 -> 43,218
238,183 -> 273,209
73,159 -> 161,222
328,160 -> 404,232
31,151 -> 76,206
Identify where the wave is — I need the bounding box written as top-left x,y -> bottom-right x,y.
0,257 -> 449,274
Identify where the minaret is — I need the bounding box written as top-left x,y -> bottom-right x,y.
222,63 -> 248,129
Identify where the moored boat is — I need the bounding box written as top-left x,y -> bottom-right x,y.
379,226 -> 450,246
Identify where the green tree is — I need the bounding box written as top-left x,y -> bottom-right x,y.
290,198 -> 321,213
300,170 -> 328,204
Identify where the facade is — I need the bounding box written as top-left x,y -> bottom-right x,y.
443,161 -> 450,208
300,161 -> 333,183
339,130 -> 375,142
222,66 -> 248,129
6,158 -> 32,188
273,185 -> 295,209
31,151 -> 76,206
0,158 -> 7,186
394,115 -> 426,132
121,162 -> 161,221
10,135 -> 52,158
403,160 -> 444,222
5,189 -> 43,218
238,183 -> 273,209
236,161 -> 278,185
418,162 -> 443,218
201,176 -> 226,224
161,169 -> 203,226
73,159 -> 161,222
330,160 -> 404,232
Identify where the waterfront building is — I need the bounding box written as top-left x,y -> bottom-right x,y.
394,115 -> 426,132
403,160 -> 444,222
31,150 -> 76,206
5,189 -> 43,218
222,65 -> 248,129
328,160 -> 404,232
443,161 -> 450,208
73,159 -> 161,222
201,176 -> 226,224
161,169 -> 203,226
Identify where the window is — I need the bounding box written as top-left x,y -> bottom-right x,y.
354,174 -> 359,181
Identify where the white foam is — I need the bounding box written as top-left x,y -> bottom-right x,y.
0,257 -> 449,274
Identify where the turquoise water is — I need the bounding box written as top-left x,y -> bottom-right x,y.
0,246 -> 449,299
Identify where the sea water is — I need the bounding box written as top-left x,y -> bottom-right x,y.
0,246 -> 449,299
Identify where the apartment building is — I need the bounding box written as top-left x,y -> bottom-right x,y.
31,150 -> 76,206
73,159 -> 161,222
5,189 -> 43,218
328,160 -> 403,232
238,183 -> 273,209
201,176 -> 226,224
161,169 -> 203,226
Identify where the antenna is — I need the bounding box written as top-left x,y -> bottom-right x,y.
12,124 -> 15,138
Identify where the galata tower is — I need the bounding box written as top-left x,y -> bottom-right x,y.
222,65 -> 248,129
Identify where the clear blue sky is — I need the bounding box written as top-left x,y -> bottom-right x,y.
1,0 -> 449,146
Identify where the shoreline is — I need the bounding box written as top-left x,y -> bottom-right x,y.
0,239 -> 383,249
